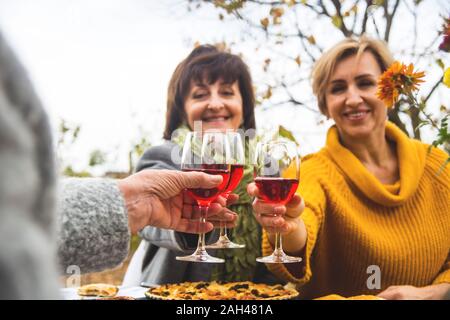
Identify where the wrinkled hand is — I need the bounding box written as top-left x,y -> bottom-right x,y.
247,182 -> 304,235
377,283 -> 450,300
118,169 -> 237,234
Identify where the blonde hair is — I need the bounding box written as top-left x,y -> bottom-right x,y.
311,36 -> 394,115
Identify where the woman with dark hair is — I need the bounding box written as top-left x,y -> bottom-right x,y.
123,45 -> 276,286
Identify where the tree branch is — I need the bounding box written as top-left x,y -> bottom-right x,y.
330,0 -> 352,37
361,0 -> 373,34
350,0 -> 362,34
371,13 -> 382,38
423,76 -> 444,104
384,0 -> 401,42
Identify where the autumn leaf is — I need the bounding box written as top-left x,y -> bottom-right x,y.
372,0 -> 385,6
270,7 -> 284,18
294,55 -> 301,66
307,35 -> 316,45
436,59 -> 445,70
260,17 -> 269,29
332,15 -> 342,28
286,0 -> 297,7
263,86 -> 272,99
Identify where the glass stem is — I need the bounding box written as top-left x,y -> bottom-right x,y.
197,205 -> 208,252
274,232 -> 283,257
219,221 -> 226,238
219,192 -> 230,240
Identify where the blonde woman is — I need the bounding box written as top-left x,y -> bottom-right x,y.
249,36 -> 450,300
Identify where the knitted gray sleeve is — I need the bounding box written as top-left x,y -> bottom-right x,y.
56,178 -> 130,274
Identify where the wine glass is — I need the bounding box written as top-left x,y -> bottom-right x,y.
206,131 -> 246,249
176,131 -> 230,263
254,140 -> 302,264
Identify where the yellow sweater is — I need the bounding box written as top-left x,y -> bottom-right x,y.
263,122 -> 450,299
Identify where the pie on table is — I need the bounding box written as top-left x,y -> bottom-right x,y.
145,281 -> 299,300
77,283 -> 119,297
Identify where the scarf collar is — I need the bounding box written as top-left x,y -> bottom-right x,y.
324,121 -> 426,206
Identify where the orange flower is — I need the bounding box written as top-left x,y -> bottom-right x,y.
377,61 -> 425,108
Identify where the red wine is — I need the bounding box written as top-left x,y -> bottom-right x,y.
183,165 -> 230,206
222,164 -> 244,196
254,177 -> 299,205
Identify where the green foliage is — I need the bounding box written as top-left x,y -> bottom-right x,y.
429,115 -> 450,154
128,136 -> 152,173
277,125 -> 299,146
58,119 -> 80,148
88,149 -> 107,167
212,0 -> 244,13
62,166 -> 92,177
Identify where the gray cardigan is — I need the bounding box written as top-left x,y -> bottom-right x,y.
0,31 -> 130,299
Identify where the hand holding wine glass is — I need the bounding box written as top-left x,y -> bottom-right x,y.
252,140 -> 303,263
247,184 -> 304,235
176,131 -> 231,263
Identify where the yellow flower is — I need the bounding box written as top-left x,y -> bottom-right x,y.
377,61 -> 425,108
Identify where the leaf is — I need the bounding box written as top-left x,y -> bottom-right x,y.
332,15 -> 342,28
278,125 -> 299,145
372,0 -> 385,6
294,55 -> 301,66
286,0 -> 297,7
270,7 -> 284,18
444,67 -> 450,88
307,35 -> 316,45
263,86 -> 272,99
273,16 -> 282,25
436,59 -> 445,70
88,149 -> 106,167
260,17 -> 269,29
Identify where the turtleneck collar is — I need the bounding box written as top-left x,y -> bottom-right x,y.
324,121 -> 426,207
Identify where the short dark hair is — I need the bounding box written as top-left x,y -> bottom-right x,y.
163,45 -> 256,140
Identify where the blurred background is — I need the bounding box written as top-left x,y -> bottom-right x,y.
0,0 -> 448,285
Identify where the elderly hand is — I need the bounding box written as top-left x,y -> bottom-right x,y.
118,169 -> 237,234
377,283 -> 450,300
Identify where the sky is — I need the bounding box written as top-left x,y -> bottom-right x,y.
0,0 -> 449,175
